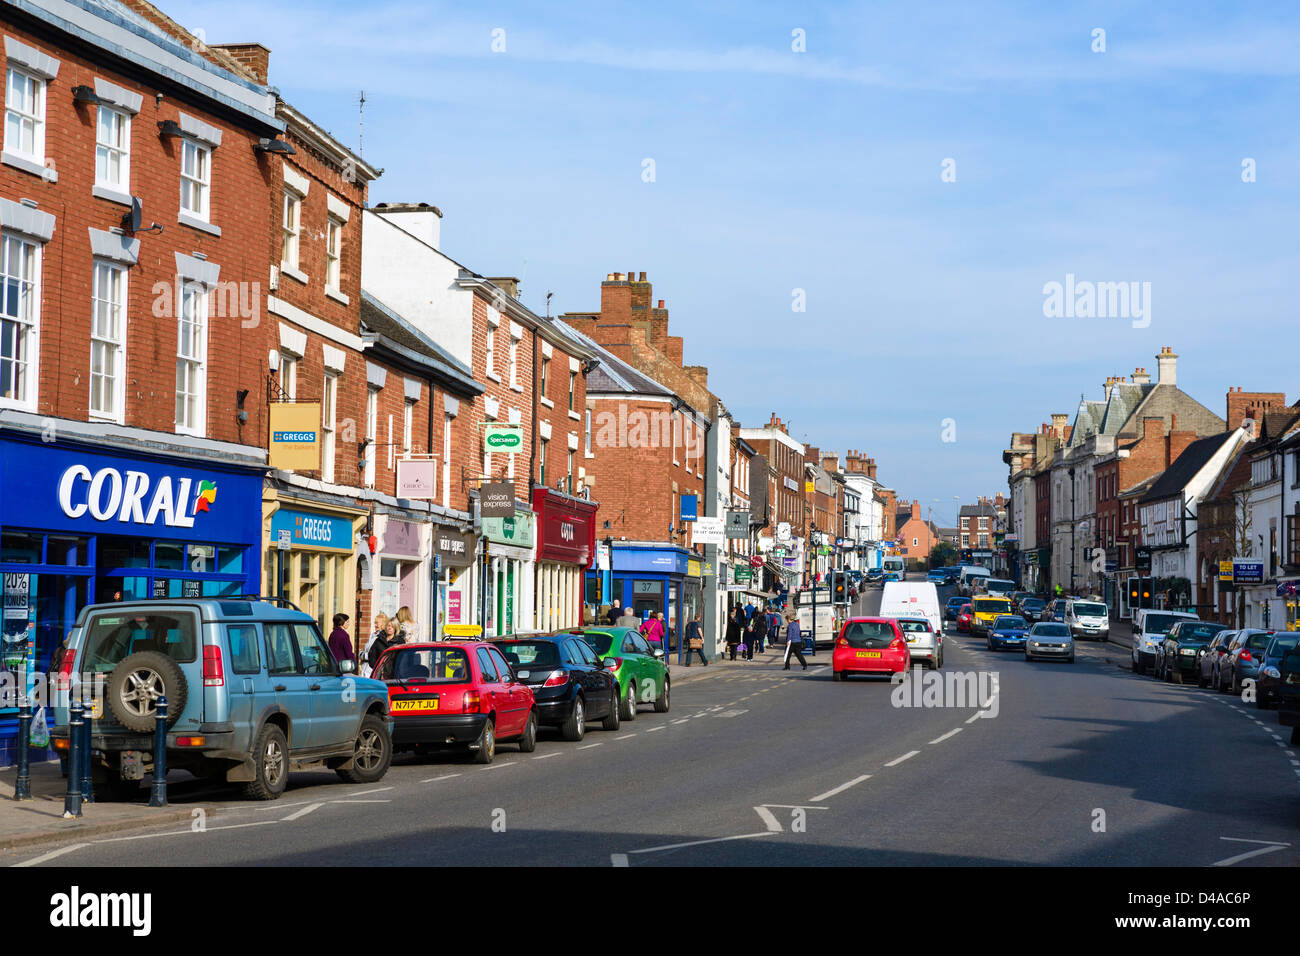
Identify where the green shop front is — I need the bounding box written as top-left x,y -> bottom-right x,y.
481,506 -> 536,638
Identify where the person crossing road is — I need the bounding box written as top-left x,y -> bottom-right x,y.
782,612 -> 807,670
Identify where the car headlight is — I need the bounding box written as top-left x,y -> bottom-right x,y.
1264,666 -> 1281,679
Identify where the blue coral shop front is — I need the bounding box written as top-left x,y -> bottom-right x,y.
0,433 -> 263,764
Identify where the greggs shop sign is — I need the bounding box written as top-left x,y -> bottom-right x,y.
0,437 -> 263,544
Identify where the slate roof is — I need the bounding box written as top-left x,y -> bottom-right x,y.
1138,432 -> 1237,504
959,502 -> 997,518
550,320 -> 674,398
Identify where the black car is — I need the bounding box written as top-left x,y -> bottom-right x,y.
1156,621 -> 1229,684
493,636 -> 620,742
865,569 -> 884,586
1255,634 -> 1299,710
1275,644 -> 1300,745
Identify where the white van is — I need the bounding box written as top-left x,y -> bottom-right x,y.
958,566 -> 990,596
880,581 -> 943,666
1131,609 -> 1198,675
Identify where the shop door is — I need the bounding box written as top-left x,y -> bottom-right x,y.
632,580 -> 662,620
399,561 -> 417,615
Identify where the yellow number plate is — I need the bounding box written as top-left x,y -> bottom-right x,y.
856,651 -> 882,658
391,698 -> 438,713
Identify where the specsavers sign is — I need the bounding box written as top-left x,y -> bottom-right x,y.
484,423 -> 524,454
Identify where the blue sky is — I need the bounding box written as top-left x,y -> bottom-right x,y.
172,0 -> 1299,526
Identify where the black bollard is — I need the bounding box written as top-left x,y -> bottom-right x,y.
79,691 -> 94,804
14,697 -> 31,801
148,696 -> 167,808
64,699 -> 83,818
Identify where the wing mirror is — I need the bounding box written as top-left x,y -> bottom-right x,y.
340,659 -> 357,675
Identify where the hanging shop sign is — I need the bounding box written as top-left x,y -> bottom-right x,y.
726,511 -> 750,538
691,517 -> 725,546
396,459 -> 437,500
484,509 -> 536,548
268,402 -> 322,470
481,481 -> 516,519
484,423 -> 524,454
382,519 -> 422,559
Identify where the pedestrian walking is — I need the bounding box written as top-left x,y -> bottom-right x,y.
684,611 -> 708,666
606,599 -> 622,625
748,608 -> 768,657
640,611 -> 665,651
725,606 -> 744,661
327,612 -> 355,666
782,613 -> 807,670
617,605 -> 640,629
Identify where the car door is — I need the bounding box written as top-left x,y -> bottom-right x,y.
474,646 -> 510,731
293,622 -> 354,750
620,633 -> 647,702
225,623 -> 272,753
261,622 -> 318,750
487,645 -> 529,734
567,638 -> 607,717
630,632 -> 663,703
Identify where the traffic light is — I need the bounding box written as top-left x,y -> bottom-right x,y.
833,571 -> 846,602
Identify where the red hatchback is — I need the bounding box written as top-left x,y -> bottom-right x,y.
833,617 -> 911,681
374,641 -> 537,764
956,604 -> 973,633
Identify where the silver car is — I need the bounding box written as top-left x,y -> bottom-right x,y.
896,616 -> 942,669
1026,622 -> 1075,663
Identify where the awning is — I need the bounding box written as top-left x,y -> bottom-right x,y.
765,560 -> 798,579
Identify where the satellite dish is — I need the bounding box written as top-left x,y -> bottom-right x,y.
120,197 -> 161,236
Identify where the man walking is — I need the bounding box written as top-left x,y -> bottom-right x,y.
606,599 -> 623,625
684,611 -> 708,666
782,612 -> 807,670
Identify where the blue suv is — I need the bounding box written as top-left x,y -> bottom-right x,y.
52,597 -> 392,800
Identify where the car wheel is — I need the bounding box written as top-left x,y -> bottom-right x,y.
1132,654 -> 1143,675
517,711 -> 538,753
654,677 -> 671,713
242,723 -> 289,801
337,714 -> 392,784
560,696 -> 586,742
936,650 -> 943,669
473,718 -> 496,764
602,688 -> 621,731
1172,667 -> 1183,685
1218,669 -> 1230,694
620,682 -> 638,721
833,669 -> 843,681
106,651 -> 189,733
1197,669 -> 1208,688
1231,671 -> 1240,696
1100,634 -> 1108,643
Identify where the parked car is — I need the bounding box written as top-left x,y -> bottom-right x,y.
1217,628 -> 1275,696
1025,622 -> 1075,662
492,635 -> 621,741
376,641 -> 535,763
970,597 -> 1014,637
944,596 -> 967,621
1130,609 -> 1198,676
51,597 -> 392,801
1020,597 -> 1046,621
1065,599 -> 1110,642
574,626 -> 670,718
987,614 -> 1031,652
1155,620 -> 1228,684
832,617 -> 911,681
1197,630 -> 1238,689
1256,634 -> 1300,710
1273,644 -> 1300,744
956,603 -> 974,633
896,616 -> 942,669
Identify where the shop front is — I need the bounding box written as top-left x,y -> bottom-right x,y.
481,505 -> 536,638
370,514 -> 427,638
263,491 -> 366,640
0,432 -> 263,765
590,543 -> 692,651
532,488 -> 597,633
433,525 -> 477,639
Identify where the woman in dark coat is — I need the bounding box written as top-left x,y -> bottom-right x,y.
746,607 -> 768,660
725,606 -> 744,661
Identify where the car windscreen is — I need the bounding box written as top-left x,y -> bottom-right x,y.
81,611 -> 197,671
1023,599 -> 1045,609
842,621 -> 896,649
1033,624 -> 1070,637
379,647 -> 471,682
1143,613 -> 1185,635
994,616 -> 1028,630
1071,602 -> 1106,617
947,597 -> 966,607
898,619 -> 932,632
582,633 -> 614,655
1267,636 -> 1299,659
495,642 -> 561,670
974,599 -> 1011,614
1176,623 -> 1226,642
1242,632 -> 1271,651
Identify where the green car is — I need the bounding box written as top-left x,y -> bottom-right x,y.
574,627 -> 670,719
1156,620 -> 1228,684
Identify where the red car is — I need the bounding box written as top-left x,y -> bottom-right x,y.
373,641 -> 537,764
832,617 -> 911,681
956,604 -> 973,633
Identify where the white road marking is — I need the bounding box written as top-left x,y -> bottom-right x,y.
578,743 -> 602,750
1213,843 -> 1289,866
626,831 -> 777,855
964,711 -> 985,724
810,774 -> 872,802
282,802 -> 324,821
929,728 -> 964,745
1220,837 -> 1292,845
753,806 -> 783,832
532,753 -> 560,760
614,733 -> 637,740
13,843 -> 88,867
760,804 -> 831,810
95,820 -> 278,843
348,786 -> 394,796
420,772 -> 462,783
672,718 -> 691,724
885,750 -> 919,767
480,763 -> 513,770
646,726 -> 665,733
330,799 -> 392,804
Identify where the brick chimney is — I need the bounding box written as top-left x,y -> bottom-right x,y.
1156,347 -> 1178,386
1142,417 -> 1164,443
1051,413 -> 1068,438
1227,386 -> 1285,432
866,458 -> 877,480
211,42 -> 270,84
822,452 -> 840,473
911,500 -> 921,519
487,277 -> 520,299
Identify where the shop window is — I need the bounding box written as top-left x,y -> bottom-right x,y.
154,542 -> 184,571
218,548 -> 244,575
188,543 -> 216,573
100,536 -> 150,570
44,535 -> 90,566
1,530 -> 42,563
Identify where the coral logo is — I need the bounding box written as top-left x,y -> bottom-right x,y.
193,480 -> 218,515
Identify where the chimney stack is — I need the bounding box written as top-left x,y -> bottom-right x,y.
1132,367 -> 1150,385
211,42 -> 270,84
1156,347 -> 1178,386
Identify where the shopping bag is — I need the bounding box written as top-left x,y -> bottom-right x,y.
29,706 -> 49,748
737,643 -> 747,654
